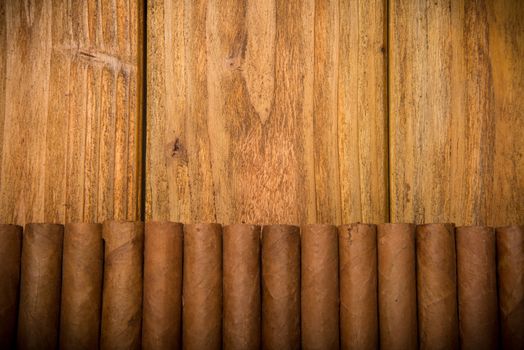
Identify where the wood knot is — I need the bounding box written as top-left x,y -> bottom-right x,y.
225,56 -> 243,70
166,138 -> 187,163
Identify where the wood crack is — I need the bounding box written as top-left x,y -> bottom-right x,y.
53,45 -> 136,72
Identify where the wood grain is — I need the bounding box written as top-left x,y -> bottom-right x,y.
146,0 -> 388,225
1,0 -> 521,226
0,0 -> 143,225
389,0 -> 524,226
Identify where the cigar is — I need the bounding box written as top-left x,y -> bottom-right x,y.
0,224 -> 22,349
301,224 -> 339,350
377,223 -> 418,350
17,223 -> 64,350
143,222 -> 183,350
183,223 -> 222,350
223,224 -> 261,350
338,223 -> 378,350
496,225 -> 523,350
100,221 -> 144,350
416,224 -> 459,350
456,226 -> 499,350
261,225 -> 300,350
60,223 -> 104,350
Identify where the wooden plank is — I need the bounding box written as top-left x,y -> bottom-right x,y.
0,0 -> 142,225
146,0 -> 388,224
389,0 -> 523,226
0,0 -> 7,195
0,0 -> 51,224
314,0 -> 341,223
339,0 -> 389,223
486,0 -> 524,226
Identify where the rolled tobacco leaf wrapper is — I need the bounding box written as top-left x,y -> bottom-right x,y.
183,223 -> 222,350
223,224 -> 261,350
142,222 -> 183,350
496,225 -> 524,350
17,223 -> 64,350
338,223 -> 378,350
377,223 -> 418,350
100,221 -> 144,350
456,226 -> 499,350
60,223 -> 104,350
261,224 -> 300,350
301,224 -> 339,350
0,224 -> 22,349
416,223 -> 459,350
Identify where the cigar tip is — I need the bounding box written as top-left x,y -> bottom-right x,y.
0,223 -> 23,229
377,222 -> 416,228
262,224 -> 298,229
65,222 -> 102,228
456,225 -> 494,231
145,220 -> 183,226
25,222 -> 64,229
495,224 -> 523,231
301,223 -> 337,229
183,222 -> 222,229
417,222 -> 454,228
223,223 -> 261,230
102,220 -> 144,225
338,222 -> 376,229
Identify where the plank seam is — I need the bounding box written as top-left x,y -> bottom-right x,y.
139,0 -> 147,221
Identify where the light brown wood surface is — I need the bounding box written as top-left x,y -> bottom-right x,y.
146,0 -> 388,224
1,1 -> 522,226
0,0 -> 142,225
389,0 -> 524,226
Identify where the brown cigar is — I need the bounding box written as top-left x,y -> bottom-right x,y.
456,226 -> 499,350
338,223 -> 378,350
17,223 -> 64,350
496,225 -> 523,350
100,221 -> 144,350
183,223 -> 222,350
261,224 -> 300,350
223,224 -> 261,350
0,224 -> 22,349
416,223 -> 459,350
60,223 -> 103,350
301,224 -> 339,350
142,222 -> 183,350
377,223 -> 418,350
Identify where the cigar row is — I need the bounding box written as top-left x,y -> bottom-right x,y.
0,222 -> 522,349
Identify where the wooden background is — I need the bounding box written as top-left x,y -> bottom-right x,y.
0,0 -> 522,226
146,0 -> 388,225
389,0 -> 523,226
0,0 -> 142,225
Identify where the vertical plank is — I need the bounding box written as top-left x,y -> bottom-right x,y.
83,65 -> 101,223
44,0 -> 71,223
313,0 -> 341,223
146,0 -> 388,225
0,0 -> 6,184
113,71 -> 129,219
389,0 -> 523,226
484,0 -> 523,225
339,0 -> 388,223
269,0 -> 316,224
64,59 -> 87,222
0,1 -> 52,224
128,0 -> 142,221
184,0 -> 216,222
145,0 -> 172,221
0,0 -> 143,226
